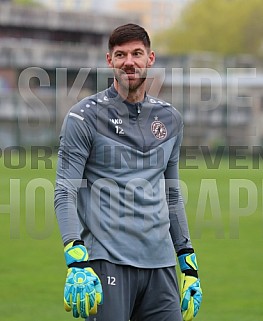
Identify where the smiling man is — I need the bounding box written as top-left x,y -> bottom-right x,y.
54,23 -> 202,321
106,36 -> 155,100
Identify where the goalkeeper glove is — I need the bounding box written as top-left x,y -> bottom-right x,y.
177,248 -> 202,321
63,240 -> 103,318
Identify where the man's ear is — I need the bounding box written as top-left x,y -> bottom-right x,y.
147,51 -> 155,67
106,53 -> 113,67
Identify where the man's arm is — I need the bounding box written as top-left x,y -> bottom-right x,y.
164,126 -> 192,252
54,110 -> 93,244
164,119 -> 202,320
54,109 -> 103,319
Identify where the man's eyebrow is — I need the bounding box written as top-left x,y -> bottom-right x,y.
114,48 -> 145,54
132,48 -> 144,52
114,50 -> 125,54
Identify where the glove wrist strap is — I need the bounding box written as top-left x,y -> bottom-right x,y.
64,239 -> 89,267
68,261 -> 90,269
177,248 -> 199,278
177,248 -> 194,256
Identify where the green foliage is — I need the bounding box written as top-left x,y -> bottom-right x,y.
155,0 -> 263,56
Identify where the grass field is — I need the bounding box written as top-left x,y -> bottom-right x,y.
0,151 -> 262,321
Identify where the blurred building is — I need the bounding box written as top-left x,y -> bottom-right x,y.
155,53 -> 263,150
37,0 -> 92,11
0,2 -> 138,147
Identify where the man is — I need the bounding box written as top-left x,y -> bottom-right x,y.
54,23 -> 202,321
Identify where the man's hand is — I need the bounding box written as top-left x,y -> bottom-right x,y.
177,249 -> 202,321
180,273 -> 202,321
63,240 -> 103,318
64,267 -> 102,318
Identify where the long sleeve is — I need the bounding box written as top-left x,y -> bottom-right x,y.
54,110 -> 93,245
164,126 -> 192,253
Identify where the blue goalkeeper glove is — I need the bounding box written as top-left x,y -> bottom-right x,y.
177,249 -> 202,321
63,240 -> 103,318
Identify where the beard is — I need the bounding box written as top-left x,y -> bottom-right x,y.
113,67 -> 147,92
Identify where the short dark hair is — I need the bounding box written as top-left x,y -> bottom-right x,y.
108,23 -> 151,52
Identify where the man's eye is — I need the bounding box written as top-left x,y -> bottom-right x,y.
115,53 -> 124,58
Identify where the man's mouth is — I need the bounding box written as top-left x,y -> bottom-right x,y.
122,69 -> 137,79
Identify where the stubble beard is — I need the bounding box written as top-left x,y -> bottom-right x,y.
114,68 -> 147,92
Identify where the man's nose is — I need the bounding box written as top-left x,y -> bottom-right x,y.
124,53 -> 135,66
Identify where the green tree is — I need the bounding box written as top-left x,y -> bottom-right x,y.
154,0 -> 263,56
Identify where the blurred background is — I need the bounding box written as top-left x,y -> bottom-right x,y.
0,0 -> 263,320
1,0 -> 263,148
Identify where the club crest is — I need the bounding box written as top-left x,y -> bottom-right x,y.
151,120 -> 167,140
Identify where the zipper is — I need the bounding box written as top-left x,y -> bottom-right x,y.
136,103 -> 141,114
135,102 -> 146,150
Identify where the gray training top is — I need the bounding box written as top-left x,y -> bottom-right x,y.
54,84 -> 192,269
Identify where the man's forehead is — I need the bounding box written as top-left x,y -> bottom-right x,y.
112,40 -> 147,52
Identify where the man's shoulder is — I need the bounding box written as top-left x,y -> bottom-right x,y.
146,95 -> 183,122
68,88 -> 109,118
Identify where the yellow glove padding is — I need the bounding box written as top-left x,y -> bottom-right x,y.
180,273 -> 202,321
